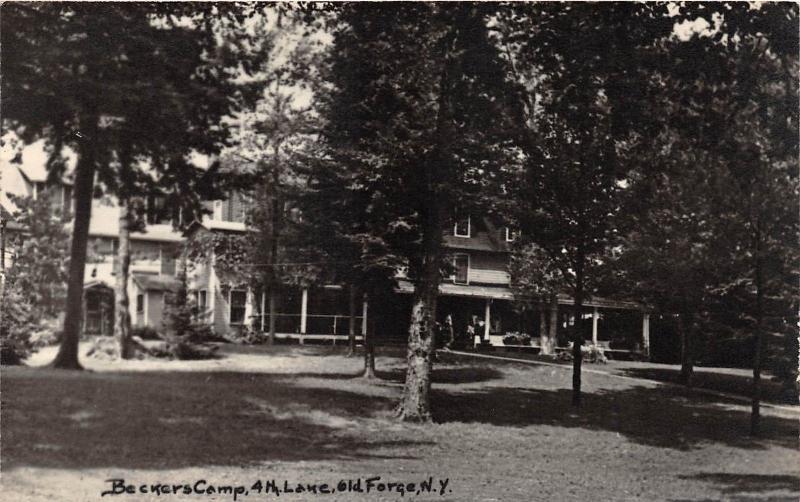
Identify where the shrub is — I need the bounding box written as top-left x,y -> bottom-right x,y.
160,265 -> 221,360
131,326 -> 161,340
29,318 -> 62,348
555,343 -> 608,364
502,332 -> 532,346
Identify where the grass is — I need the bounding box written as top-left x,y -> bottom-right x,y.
2,343 -> 798,501
461,348 -> 796,405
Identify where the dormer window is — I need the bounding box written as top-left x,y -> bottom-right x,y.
505,227 -> 518,242
454,215 -> 471,238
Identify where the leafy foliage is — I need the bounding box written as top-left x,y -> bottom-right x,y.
1,2 -> 271,368
5,194 -> 70,318
0,271 -> 37,365
508,242 -> 565,309
161,261 -> 218,360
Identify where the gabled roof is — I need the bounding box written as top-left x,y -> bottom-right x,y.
443,217 -> 511,253
132,273 -> 181,293
1,138 -> 76,184
186,216 -> 248,235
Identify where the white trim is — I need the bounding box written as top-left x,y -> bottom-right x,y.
143,291 -> 149,326
454,215 -> 471,238
300,288 -> 308,334
197,289 -> 208,311
505,227 -> 517,242
452,253 -> 470,285
361,297 -> 368,336
261,291 -> 266,332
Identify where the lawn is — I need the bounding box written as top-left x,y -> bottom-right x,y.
1,344 -> 798,501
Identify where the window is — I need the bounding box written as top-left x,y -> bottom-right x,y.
196,290 -> 208,311
454,215 -> 470,237
160,246 -> 176,276
146,195 -> 169,224
136,294 -> 145,314
222,191 -> 250,223
229,290 -> 247,325
505,227 -> 518,242
62,185 -> 73,219
453,254 -> 469,285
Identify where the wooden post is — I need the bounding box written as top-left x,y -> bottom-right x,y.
642,313 -> 651,357
484,298 -> 491,341
300,288 -> 308,334
244,287 -> 254,329
362,298 -> 368,337
260,291 -> 266,332
592,307 -> 599,346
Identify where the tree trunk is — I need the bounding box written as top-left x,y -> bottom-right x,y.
571,259 -> 585,407
267,288 -> 276,345
265,140 -> 282,347
677,313 -> 694,387
51,110 -> 98,370
398,126 -> 444,421
549,295 -> 558,352
363,313 -> 376,379
113,195 -> 133,359
399,279 -> 439,422
347,284 -> 357,356
542,296 -> 558,355
398,31 -> 453,422
751,228 -> 764,436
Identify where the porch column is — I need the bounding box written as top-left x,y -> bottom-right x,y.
642,313 -> 651,356
244,288 -> 254,328
207,256 -> 218,332
592,307 -> 599,346
260,291 -> 266,332
300,288 -> 308,334
484,298 -> 491,341
361,298 -> 368,336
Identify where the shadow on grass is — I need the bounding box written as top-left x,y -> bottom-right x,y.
376,366 -> 505,385
431,384 -> 798,451
288,365 -> 505,385
618,367 -> 797,405
678,473 -> 800,496
1,368 -> 429,471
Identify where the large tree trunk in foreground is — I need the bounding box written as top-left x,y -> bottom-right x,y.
571,260 -> 585,407
113,196 -> 133,359
398,147 -> 444,422
399,282 -> 439,421
347,285 -> 357,356
398,31 -> 454,421
51,110 -> 98,369
678,313 -> 694,387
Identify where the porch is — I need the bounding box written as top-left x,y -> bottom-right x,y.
395,280 -> 651,359
248,285 -> 366,345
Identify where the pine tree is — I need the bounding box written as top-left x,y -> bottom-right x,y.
316,3 -> 516,420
